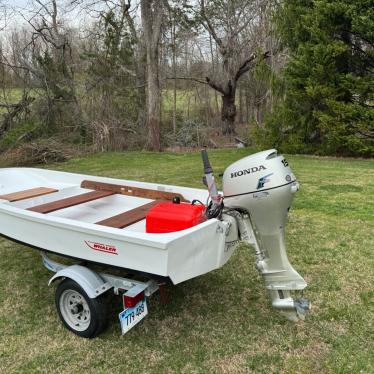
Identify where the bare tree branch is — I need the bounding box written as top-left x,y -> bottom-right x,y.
235,51 -> 270,82
166,76 -> 208,85
206,76 -> 226,95
200,0 -> 224,51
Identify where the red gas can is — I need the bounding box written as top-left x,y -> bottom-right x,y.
146,202 -> 206,233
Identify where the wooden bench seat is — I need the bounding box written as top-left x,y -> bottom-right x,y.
96,200 -> 161,229
22,180 -> 183,229
81,180 -> 188,202
0,187 -> 58,202
28,190 -> 114,214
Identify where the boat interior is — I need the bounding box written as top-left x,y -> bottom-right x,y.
0,181 -> 189,233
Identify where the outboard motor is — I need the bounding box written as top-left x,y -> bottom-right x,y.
222,149 -> 310,321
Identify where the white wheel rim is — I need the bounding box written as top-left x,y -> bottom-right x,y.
59,289 -> 91,332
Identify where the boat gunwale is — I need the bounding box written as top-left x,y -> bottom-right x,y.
0,167 -> 210,197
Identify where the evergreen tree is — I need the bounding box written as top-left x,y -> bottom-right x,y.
260,0 -> 373,156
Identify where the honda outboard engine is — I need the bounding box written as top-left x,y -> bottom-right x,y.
222,149 -> 310,321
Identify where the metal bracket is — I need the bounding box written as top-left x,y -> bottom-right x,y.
42,252 -> 159,299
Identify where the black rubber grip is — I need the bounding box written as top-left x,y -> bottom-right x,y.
201,149 -> 213,174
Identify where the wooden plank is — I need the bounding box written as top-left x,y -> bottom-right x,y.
28,190 -> 114,214
81,180 -> 188,202
0,187 -> 58,202
96,200 -> 161,229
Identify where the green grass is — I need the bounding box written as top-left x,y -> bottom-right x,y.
0,149 -> 373,373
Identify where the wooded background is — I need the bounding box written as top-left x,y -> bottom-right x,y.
0,0 -> 372,161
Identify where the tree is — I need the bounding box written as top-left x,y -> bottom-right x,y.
194,0 -> 271,134
21,0 -> 81,134
141,0 -> 164,151
263,0 -> 374,156
0,0 -> 85,148
81,6 -> 142,150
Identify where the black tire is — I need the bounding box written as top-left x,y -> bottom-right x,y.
55,279 -> 108,338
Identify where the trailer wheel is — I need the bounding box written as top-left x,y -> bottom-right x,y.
55,279 -> 108,338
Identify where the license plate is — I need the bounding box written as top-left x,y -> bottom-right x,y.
119,299 -> 148,335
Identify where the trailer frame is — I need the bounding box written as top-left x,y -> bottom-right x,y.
42,252 -> 160,337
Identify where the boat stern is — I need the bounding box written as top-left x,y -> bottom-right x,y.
166,217 -> 239,284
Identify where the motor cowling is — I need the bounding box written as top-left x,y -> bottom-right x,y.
222,149 -> 299,237
223,149 -> 298,203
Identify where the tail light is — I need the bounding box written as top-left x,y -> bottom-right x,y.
123,291 -> 145,309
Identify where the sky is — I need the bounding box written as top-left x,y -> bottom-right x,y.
1,0 -> 91,31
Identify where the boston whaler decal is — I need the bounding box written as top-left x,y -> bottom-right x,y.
231,165 -> 266,178
85,240 -> 118,255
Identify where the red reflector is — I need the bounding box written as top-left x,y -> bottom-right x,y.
123,291 -> 145,309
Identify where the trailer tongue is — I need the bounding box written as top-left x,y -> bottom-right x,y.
0,149 -> 310,337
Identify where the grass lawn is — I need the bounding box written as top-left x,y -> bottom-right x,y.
0,149 -> 373,373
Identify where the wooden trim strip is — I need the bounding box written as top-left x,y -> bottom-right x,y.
96,200 -> 161,229
0,187 -> 58,202
28,190 -> 114,214
81,180 -> 188,202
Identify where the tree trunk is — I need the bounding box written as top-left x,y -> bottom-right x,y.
238,88 -> 243,124
146,48 -> 161,150
135,51 -> 147,129
123,3 -> 146,128
141,0 -> 163,151
171,21 -> 177,135
221,92 -> 236,135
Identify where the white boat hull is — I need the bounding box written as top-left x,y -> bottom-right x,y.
0,168 -> 236,284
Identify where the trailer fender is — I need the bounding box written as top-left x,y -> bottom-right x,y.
48,264 -> 112,298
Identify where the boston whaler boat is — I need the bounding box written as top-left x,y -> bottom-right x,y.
0,149 -> 310,337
